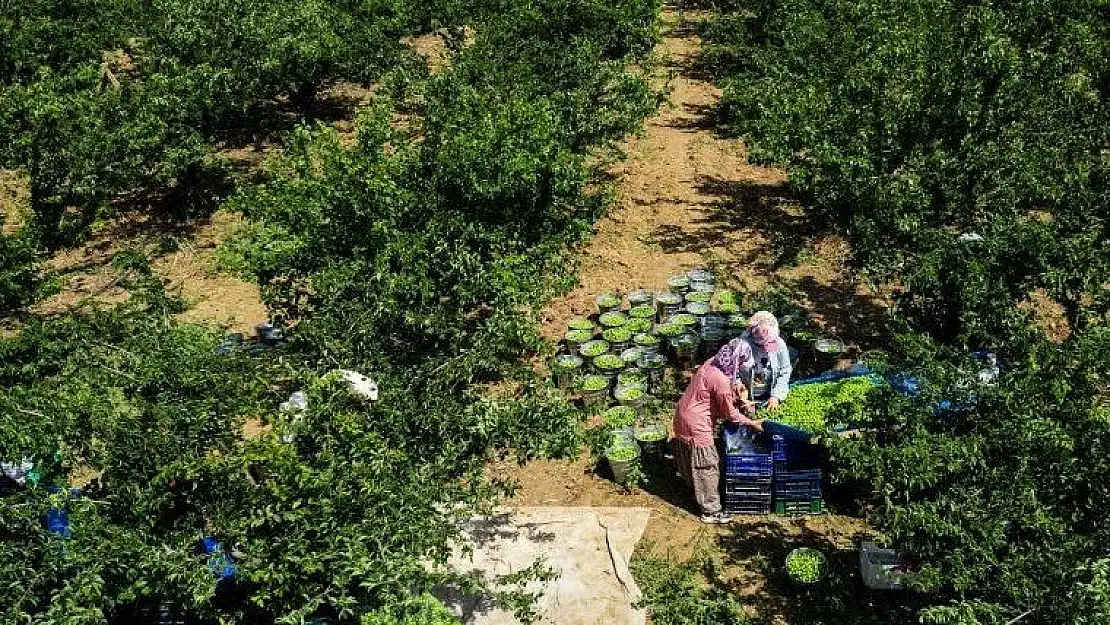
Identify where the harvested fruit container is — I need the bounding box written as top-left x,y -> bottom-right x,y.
593,353 -> 625,385
726,314 -> 749,339
617,369 -> 648,389
685,290 -> 712,305
723,495 -> 772,516
671,333 -> 700,364
580,374 -> 612,412
814,337 -> 846,369
595,292 -> 622,313
775,497 -> 825,516
699,326 -> 726,361
666,274 -> 691,294
614,383 -> 647,407
598,311 -> 628,329
628,289 -> 655,308
656,323 -> 685,356
620,346 -> 645,369
579,339 -> 610,360
670,312 -> 699,329
567,317 -> 595,332
687,268 -> 714,289
724,451 -> 774,477
564,328 -> 593,354
715,300 -> 741,315
685,302 -> 710,322
702,313 -> 728,329
774,468 -> 823,500
606,443 -> 641,484
603,405 -> 638,430
859,541 -> 906,590
637,353 -> 667,393
785,547 -> 827,585
602,326 -> 633,353
655,291 -> 683,320
633,332 -> 661,355
551,354 -> 584,389
625,317 -> 653,334
634,424 -> 668,460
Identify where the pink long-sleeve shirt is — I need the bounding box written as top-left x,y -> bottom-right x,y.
673,361 -> 758,448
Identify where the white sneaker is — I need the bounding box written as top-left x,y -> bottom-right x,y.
699,511 -> 733,524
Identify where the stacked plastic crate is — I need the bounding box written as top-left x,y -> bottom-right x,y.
721,447 -> 773,515
772,434 -> 824,515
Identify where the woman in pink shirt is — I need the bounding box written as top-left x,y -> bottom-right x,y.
673,338 -> 763,523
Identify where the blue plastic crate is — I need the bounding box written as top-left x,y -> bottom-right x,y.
724,452 -> 773,477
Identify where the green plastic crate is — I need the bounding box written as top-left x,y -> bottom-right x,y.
775,498 -> 824,516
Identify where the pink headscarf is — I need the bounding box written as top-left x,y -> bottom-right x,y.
711,338 -> 754,381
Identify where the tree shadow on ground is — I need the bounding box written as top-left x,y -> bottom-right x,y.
715,520 -> 925,624
647,170 -> 893,349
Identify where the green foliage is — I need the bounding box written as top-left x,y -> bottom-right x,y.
706,0 -> 1108,343
828,329 -> 1110,622
360,594 -> 459,625
702,0 -> 1110,621
0,223 -> 38,311
632,551 -> 754,625
1,1 -> 661,622
0,0 -> 415,247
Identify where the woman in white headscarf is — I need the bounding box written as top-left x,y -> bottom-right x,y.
738,311 -> 793,410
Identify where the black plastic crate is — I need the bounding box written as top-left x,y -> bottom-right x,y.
723,495 -> 773,515
776,468 -> 822,481
724,490 -> 772,503
724,477 -> 773,497
773,483 -> 823,500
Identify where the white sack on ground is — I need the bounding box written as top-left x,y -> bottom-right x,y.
439,507 -> 651,625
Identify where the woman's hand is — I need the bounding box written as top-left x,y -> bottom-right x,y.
766,397 -> 781,411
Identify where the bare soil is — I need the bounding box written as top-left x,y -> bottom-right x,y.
540,13 -> 892,348
1,169 -> 30,235
33,208 -> 267,335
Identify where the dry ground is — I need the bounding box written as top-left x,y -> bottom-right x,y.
31,208 -> 267,335
539,12 -> 892,349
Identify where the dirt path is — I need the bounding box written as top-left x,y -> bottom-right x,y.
540,12 -> 890,345
510,8 -> 875,615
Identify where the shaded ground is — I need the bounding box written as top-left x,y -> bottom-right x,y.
32,208 -> 267,335
539,12 -> 892,349
513,8 -> 897,623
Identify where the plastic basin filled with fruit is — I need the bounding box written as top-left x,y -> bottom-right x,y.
614,384 -> 647,408
595,292 -> 622,313
551,354 -> 583,389
785,547 -> 828,585
606,442 -> 641,484
599,311 -> 628,329
634,423 -> 667,459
